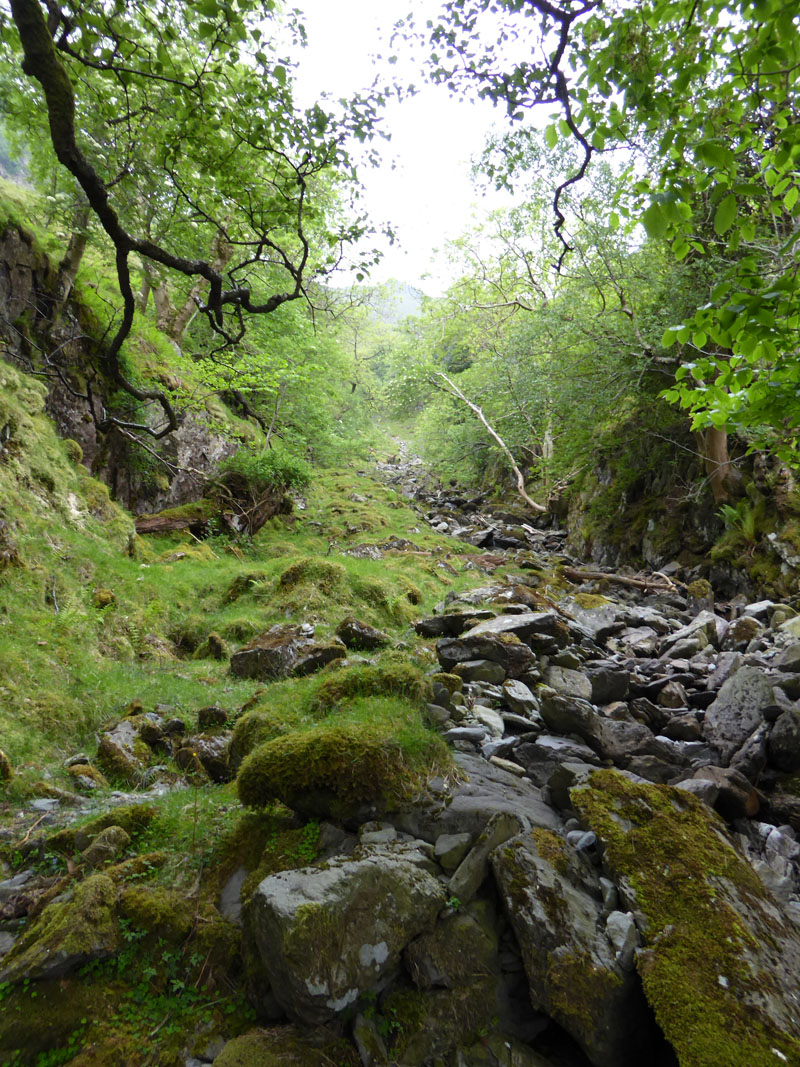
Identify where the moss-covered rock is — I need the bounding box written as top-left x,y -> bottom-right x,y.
81,825 -> 130,869
213,1027 -> 359,1067
48,803 -> 157,853
0,873 -> 119,983
118,885 -> 194,943
237,723 -> 440,821
572,769 -> 800,1067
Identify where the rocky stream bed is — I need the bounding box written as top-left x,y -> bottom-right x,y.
3,444 -> 800,1066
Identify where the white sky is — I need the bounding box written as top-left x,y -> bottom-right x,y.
290,0 -> 515,294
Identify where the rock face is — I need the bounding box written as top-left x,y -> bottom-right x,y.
247,850 -> 446,1024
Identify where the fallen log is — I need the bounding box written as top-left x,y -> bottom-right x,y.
561,566 -> 686,593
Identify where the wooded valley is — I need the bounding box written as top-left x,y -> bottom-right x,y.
0,1 -> 799,1065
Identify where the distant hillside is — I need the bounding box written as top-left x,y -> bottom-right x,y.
370,280 -> 426,324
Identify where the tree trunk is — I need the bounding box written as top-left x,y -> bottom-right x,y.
169,231 -> 233,344
431,371 -> 547,513
695,426 -> 740,503
54,202 -> 90,305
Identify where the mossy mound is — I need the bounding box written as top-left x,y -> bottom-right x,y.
48,803 -> 158,854
278,557 -> 348,594
118,885 -> 194,943
237,716 -> 447,818
309,658 -> 431,715
229,707 -> 308,770
572,769 -> 800,1067
214,1027 -> 359,1067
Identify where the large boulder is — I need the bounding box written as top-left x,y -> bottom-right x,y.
247,851 -> 446,1024
702,665 -> 775,765
230,624 -> 346,680
572,769 -> 800,1067
492,828 -> 659,1067
436,633 -> 535,678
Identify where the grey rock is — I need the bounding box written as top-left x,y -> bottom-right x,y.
438,633 -> 535,678
414,610 -> 496,637
776,643 -> 800,673
248,852 -> 446,1024
768,709 -> 800,772
449,811 -> 529,903
444,726 -> 488,743
606,910 -> 639,970
434,832 -> 472,872
394,752 -> 561,842
544,665 -> 593,701
674,777 -> 720,806
492,831 -> 659,1067
335,617 -> 390,651
502,678 -> 541,717
472,706 -> 505,738
463,611 -> 569,652
230,624 -> 346,680
703,665 -> 775,765
538,687 -> 602,747
584,665 -> 630,704
219,866 -> 247,924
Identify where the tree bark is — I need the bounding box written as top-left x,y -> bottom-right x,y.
54,202 -> 90,305
431,371 -> 547,513
695,426 -> 740,503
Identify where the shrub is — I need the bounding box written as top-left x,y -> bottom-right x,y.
217,445 -> 311,497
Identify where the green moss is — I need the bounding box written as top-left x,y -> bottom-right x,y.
309,659 -> 431,715
212,1027 -> 359,1067
237,715 -> 447,816
229,707 -> 308,769
529,828 -> 570,878
0,874 -> 119,984
118,885 -> 194,943
47,803 -> 157,854
572,769 -> 800,1067
687,578 -> 713,598
279,557 -> 348,594
431,672 -> 462,695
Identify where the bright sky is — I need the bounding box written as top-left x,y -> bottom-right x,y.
290,0 -> 514,294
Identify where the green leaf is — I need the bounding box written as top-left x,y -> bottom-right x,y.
642,202 -> 669,239
692,330 -> 708,348
784,186 -> 799,211
714,195 -> 738,236
609,211 -> 619,232
544,125 -> 559,150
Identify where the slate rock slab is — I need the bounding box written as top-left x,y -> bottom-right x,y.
703,665 -> 775,765
394,752 -> 561,843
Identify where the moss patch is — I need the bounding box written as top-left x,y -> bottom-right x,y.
572,769 -> 800,1067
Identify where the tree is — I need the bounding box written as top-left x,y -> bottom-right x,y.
1,0 -> 384,440
415,0 -> 800,463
